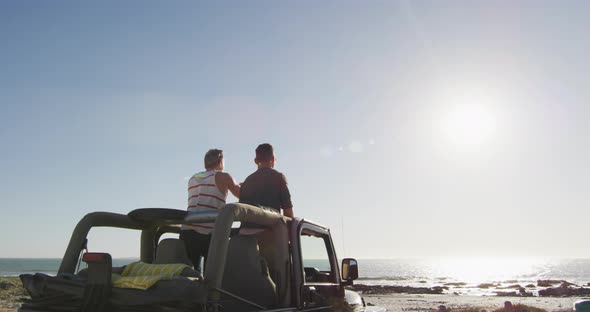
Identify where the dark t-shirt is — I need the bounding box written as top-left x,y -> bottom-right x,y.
239,168 -> 293,213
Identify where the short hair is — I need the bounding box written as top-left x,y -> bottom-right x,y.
204,149 -> 223,170
255,143 -> 274,162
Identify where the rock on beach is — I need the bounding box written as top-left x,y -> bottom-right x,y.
0,277 -> 29,312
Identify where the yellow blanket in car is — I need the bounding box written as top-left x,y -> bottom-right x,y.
111,261 -> 190,290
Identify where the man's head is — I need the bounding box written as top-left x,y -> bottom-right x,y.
255,143 -> 275,169
204,149 -> 224,170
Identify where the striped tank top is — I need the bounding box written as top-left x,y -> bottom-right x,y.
181,170 -> 226,234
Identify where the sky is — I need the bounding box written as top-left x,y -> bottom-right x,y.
1,1 -> 589,259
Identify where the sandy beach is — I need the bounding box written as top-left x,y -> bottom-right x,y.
364,293 -> 585,312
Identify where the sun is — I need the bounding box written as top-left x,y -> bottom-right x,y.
429,81 -> 503,148
442,104 -> 497,146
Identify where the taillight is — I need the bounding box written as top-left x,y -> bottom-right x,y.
82,252 -> 111,263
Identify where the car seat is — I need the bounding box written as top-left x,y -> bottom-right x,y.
154,238 -> 193,266
221,235 -> 277,308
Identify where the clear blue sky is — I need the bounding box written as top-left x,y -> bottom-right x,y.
1,1 -> 589,258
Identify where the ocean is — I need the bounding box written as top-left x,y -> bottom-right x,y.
2,258 -> 589,296
353,258 -> 590,296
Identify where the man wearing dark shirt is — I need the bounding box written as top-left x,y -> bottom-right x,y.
240,143 -> 294,218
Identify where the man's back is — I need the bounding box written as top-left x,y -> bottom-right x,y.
239,168 -> 292,213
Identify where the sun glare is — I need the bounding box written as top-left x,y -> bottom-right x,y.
443,105 -> 496,145
432,257 -> 543,283
434,85 -> 501,147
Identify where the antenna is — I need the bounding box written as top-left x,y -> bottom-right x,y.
341,216 -> 346,258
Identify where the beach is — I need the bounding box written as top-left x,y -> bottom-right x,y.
0,277 -> 27,312
364,294 -> 583,312
1,276 -> 586,312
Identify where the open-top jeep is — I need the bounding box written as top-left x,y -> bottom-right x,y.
19,203 -> 385,312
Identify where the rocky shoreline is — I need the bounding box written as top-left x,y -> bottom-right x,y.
350,284 -> 446,295
352,279 -> 590,298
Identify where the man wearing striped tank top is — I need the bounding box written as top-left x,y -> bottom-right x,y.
180,149 -> 240,271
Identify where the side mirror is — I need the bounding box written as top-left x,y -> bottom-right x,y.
341,258 -> 358,284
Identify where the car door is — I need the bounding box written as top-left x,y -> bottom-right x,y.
295,222 -> 345,311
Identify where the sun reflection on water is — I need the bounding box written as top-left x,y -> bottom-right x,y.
429,257 -> 547,283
